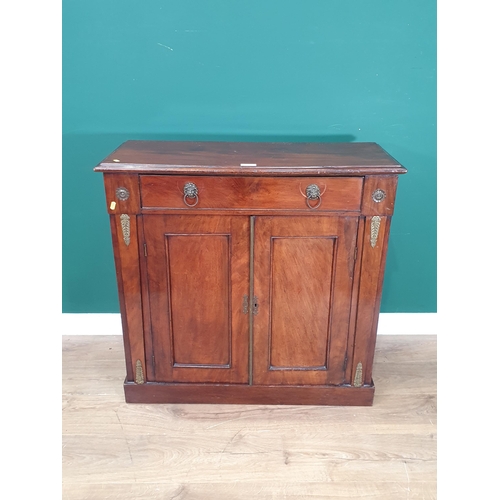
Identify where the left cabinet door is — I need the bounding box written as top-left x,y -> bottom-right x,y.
142,215 -> 250,383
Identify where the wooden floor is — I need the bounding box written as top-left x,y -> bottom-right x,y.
62,335 -> 436,499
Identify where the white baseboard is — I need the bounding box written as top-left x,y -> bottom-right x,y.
61,314 -> 123,336
376,313 -> 438,335
61,313 -> 438,336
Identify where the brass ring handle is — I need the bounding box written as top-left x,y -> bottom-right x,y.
305,184 -> 322,209
183,182 -> 199,207
183,193 -> 199,207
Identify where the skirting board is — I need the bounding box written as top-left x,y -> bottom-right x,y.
60,313 -> 438,336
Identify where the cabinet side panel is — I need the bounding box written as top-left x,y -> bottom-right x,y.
270,237 -> 334,369
110,214 -> 146,383
345,217 -> 366,380
109,215 -> 133,381
352,216 -> 390,385
167,234 -> 231,366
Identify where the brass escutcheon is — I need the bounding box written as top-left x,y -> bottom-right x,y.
115,187 -> 130,201
372,188 -> 386,203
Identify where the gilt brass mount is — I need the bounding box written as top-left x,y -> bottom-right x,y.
120,214 -> 131,246
370,216 -> 381,248
135,360 -> 145,384
354,362 -> 363,387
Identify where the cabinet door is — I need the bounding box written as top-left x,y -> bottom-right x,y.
252,216 -> 358,385
142,215 -> 249,383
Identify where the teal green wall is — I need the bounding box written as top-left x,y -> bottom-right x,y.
63,0 -> 436,313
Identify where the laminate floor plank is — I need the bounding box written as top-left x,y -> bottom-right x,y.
62,396 -> 436,435
62,335 -> 436,499
373,335 -> 437,364
62,481 -> 436,500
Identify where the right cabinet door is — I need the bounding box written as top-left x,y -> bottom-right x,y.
252,216 -> 359,385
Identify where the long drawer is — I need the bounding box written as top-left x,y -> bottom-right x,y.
140,175 -> 363,212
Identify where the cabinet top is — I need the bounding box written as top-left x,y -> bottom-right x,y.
94,141 -> 407,176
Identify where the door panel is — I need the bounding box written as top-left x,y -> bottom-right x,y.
253,216 -> 358,385
143,215 -> 249,383
270,236 -> 335,370
167,234 -> 230,367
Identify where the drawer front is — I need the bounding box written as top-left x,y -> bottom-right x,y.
140,176 -> 363,212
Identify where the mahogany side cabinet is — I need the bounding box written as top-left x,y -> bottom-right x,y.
95,141 -> 406,405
